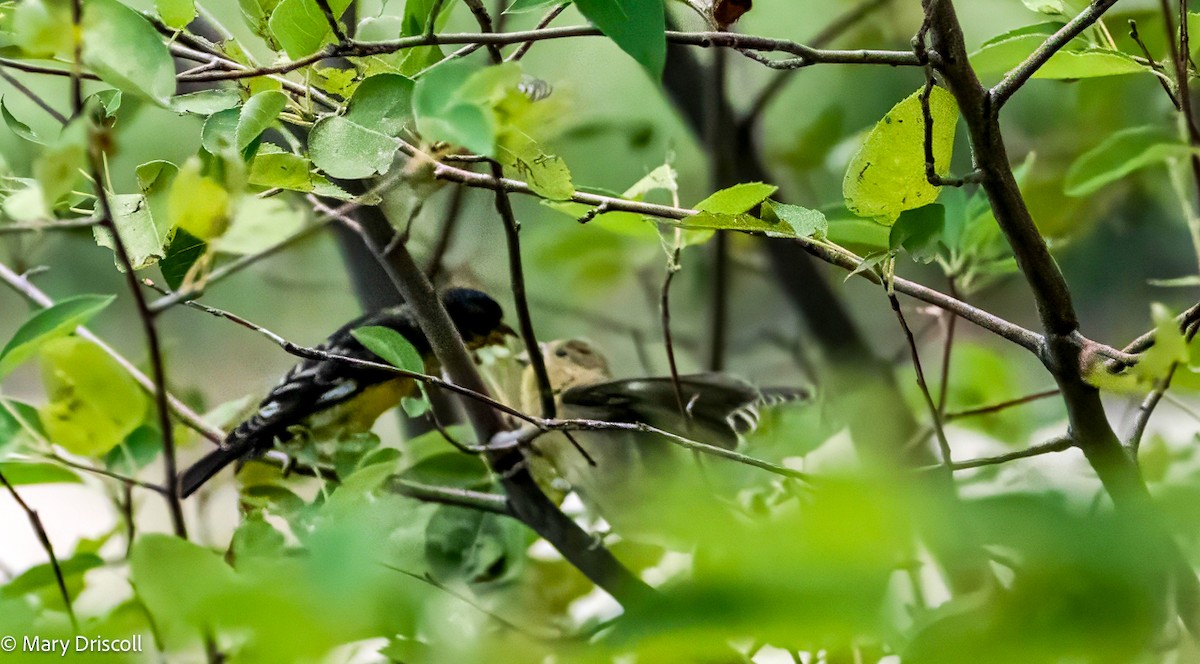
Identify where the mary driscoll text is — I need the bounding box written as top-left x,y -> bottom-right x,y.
1,635 -> 144,656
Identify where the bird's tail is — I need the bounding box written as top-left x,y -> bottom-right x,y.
179,446 -> 244,498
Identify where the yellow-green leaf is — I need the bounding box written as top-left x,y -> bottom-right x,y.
694,182 -> 778,215
39,337 -> 147,457
168,159 -> 231,240
843,86 -> 959,225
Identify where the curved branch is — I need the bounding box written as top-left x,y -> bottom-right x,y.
174,26 -> 919,82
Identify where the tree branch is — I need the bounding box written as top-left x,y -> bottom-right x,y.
174,27 -> 920,82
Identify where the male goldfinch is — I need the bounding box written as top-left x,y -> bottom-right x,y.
180,288 -> 509,497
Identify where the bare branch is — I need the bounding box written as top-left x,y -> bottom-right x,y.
175,27 -> 920,82
888,291 -> 954,476
944,388 -> 1060,421
87,140 -> 187,539
386,478 -> 512,515
0,468 -> 77,631
950,435 -> 1074,470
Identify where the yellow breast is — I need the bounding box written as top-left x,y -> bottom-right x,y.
307,378 -> 416,435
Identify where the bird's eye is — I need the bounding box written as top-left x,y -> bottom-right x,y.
555,348 -> 569,358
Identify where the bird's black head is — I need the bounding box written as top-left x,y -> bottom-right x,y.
441,288 -> 508,345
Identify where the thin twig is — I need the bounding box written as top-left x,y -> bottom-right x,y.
385,478 -> 512,514
0,218 -> 101,234
949,435 -> 1074,470
312,0 -> 347,43
1129,19 -> 1180,108
426,185 -> 467,282
69,0 -> 82,113
43,454 -> 169,494
1127,322 -> 1200,453
0,67 -> 68,125
532,419 -> 811,482
889,291 -> 953,476
660,242 -> 688,420
87,142 -> 187,538
798,240 -> 1045,353
383,564 -> 559,639
505,3 -> 568,62
944,388 -> 1060,421
174,27 -> 921,82
0,58 -> 100,81
488,160 -> 555,419
936,277 -> 959,414
461,0 -> 504,61
743,0 -> 894,124
0,467 -> 77,631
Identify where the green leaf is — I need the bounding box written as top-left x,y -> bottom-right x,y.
1137,304 -> 1188,383
623,163 -> 678,200
972,28 -> 1148,80
159,226 -> 207,290
505,0 -> 564,13
309,73 -> 414,179
214,195 -> 306,255
762,200 -> 827,239
825,211 -> 891,255
103,426 -> 163,474
230,513 -> 287,561
1064,126 -> 1190,197
135,160 -> 178,239
82,0 -> 176,104
497,131 -> 574,200
399,452 -> 491,489
268,0 -> 352,58
168,158 -> 231,240
694,182 -> 778,215
1022,0 -> 1067,14
676,211 -> 795,237
413,62 -> 496,156
0,553 -> 101,604
86,89 -> 123,119
12,0 -> 72,58
1033,48 -> 1148,79
351,326 -> 424,374
0,462 -> 82,485
200,107 -> 241,154
573,0 -> 665,77
157,0 -> 196,29
33,129 -> 86,210
92,194 -> 168,270
249,148 -> 314,191
0,294 -> 115,378
129,534 -> 238,636
889,204 -> 945,263
843,86 -> 958,225
1,98 -> 41,143
425,505 -> 522,584
308,116 -> 402,179
169,89 -> 243,115
39,337 -> 148,457
236,90 -> 288,152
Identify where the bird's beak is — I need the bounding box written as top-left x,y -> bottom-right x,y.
482,324 -> 517,347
